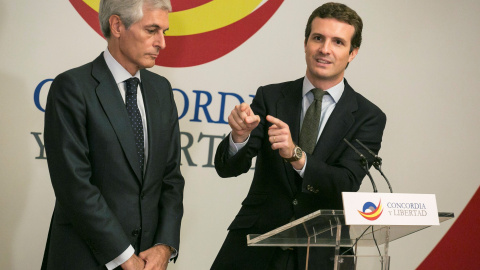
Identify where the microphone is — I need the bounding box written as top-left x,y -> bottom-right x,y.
355,139 -> 393,193
343,138 -> 377,193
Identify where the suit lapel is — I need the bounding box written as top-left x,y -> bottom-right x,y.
276,78 -> 303,195
92,54 -> 144,183
315,80 -> 358,160
277,79 -> 303,145
139,70 -> 163,184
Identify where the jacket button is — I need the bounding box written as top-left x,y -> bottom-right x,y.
140,192 -> 145,200
132,228 -> 141,237
293,199 -> 298,205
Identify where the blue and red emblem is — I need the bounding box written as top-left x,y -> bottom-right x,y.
358,200 -> 383,221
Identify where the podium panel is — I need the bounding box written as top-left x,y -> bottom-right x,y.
247,210 -> 453,270
337,255 -> 389,270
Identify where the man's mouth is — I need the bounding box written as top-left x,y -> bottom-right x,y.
316,58 -> 331,64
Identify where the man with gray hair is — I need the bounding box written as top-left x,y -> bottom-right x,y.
41,0 -> 184,269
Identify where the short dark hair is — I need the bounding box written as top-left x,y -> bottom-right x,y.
304,2 -> 363,52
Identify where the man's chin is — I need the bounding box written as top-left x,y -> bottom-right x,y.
140,60 -> 156,69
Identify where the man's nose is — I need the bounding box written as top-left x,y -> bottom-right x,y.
319,40 -> 331,54
154,33 -> 166,50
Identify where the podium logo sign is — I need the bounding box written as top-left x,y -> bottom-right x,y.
69,0 -> 284,67
343,192 -> 440,225
358,200 -> 383,221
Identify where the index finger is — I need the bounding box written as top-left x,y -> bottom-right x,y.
239,102 -> 251,112
266,115 -> 287,128
244,114 -> 261,125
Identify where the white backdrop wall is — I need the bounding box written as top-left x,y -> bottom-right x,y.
1,1 -> 479,269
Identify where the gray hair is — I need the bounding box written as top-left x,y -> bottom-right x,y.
99,0 -> 172,38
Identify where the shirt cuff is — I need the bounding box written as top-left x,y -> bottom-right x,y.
293,153 -> 307,178
228,133 -> 249,157
106,245 -> 135,270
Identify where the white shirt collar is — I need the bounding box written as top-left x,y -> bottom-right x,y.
103,48 -> 141,84
302,77 -> 344,103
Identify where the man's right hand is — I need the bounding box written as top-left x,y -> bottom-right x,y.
121,254 -> 145,270
228,103 -> 261,143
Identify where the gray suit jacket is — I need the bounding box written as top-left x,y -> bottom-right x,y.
42,53 -> 184,270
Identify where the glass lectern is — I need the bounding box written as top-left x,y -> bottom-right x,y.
247,210 -> 454,270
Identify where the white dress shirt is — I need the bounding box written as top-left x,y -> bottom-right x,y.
104,48 -> 149,163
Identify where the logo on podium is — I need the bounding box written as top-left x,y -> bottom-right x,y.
358,200 -> 384,221
343,192 -> 439,225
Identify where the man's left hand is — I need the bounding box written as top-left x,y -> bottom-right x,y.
139,245 -> 172,270
266,115 -> 295,159
267,115 -> 306,170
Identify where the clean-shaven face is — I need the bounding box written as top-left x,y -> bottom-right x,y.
304,17 -> 358,88
117,6 -> 169,74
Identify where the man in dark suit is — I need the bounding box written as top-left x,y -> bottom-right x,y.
211,2 -> 386,269
41,0 -> 184,269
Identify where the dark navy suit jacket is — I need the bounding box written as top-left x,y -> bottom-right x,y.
212,78 -> 386,269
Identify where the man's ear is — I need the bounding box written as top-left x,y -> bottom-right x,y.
109,15 -> 123,38
348,47 -> 359,63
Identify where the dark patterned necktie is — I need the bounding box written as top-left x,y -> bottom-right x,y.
299,88 -> 326,155
125,77 -> 145,172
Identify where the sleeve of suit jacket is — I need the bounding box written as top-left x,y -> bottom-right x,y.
151,78 -> 184,256
214,85 -> 274,176
44,71 -> 137,264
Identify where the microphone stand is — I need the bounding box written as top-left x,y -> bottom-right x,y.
355,139 -> 393,193
343,138 -> 377,193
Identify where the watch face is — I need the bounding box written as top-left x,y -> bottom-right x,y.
294,146 -> 302,158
